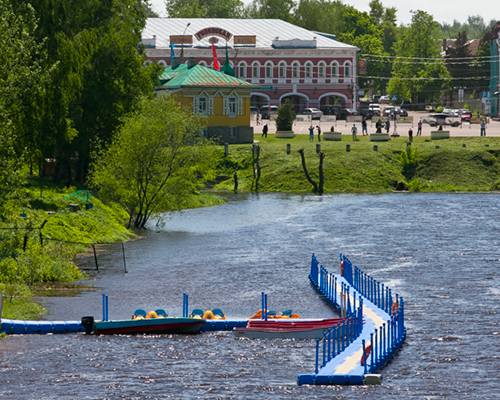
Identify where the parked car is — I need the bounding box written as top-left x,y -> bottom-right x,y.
394,108 -> 408,117
260,105 -> 279,119
379,95 -> 390,103
320,105 -> 341,116
339,108 -> 358,120
429,113 -> 460,127
368,103 -> 381,113
383,106 -> 395,116
250,106 -> 259,114
298,108 -> 323,120
361,108 -> 380,119
461,110 -> 472,122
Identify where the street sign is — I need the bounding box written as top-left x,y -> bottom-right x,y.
391,95 -> 397,101
260,86 -> 273,90
440,96 -> 446,102
482,91 -> 488,98
486,99 -> 492,105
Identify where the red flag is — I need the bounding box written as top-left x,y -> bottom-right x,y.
211,44 -> 220,71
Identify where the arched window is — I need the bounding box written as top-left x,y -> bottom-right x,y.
199,60 -> 207,67
305,62 -> 313,79
278,61 -> 287,79
343,61 -> 352,78
318,61 -> 326,79
158,60 -> 167,68
238,61 -> 247,78
331,62 -> 339,79
292,61 -> 300,79
265,61 -> 273,79
252,61 -> 260,78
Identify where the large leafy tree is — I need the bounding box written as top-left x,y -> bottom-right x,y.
165,0 -> 245,18
388,10 -> 451,106
244,0 -> 295,21
0,0 -> 49,213
89,96 -> 217,229
11,0 -> 158,183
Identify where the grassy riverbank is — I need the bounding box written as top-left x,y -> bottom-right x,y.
0,175 -> 225,323
214,134 -> 500,193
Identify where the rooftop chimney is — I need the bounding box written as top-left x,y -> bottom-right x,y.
172,57 -> 180,69
187,57 -> 196,69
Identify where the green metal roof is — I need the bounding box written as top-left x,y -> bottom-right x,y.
160,64 -> 255,89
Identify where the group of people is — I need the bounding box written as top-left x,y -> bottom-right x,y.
309,125 -> 321,141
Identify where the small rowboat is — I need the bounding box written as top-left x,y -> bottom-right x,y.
233,317 -> 345,339
82,316 -> 205,335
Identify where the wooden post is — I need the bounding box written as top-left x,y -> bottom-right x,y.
224,143 -> 229,156
121,242 -> 127,273
92,244 -> 99,273
286,144 -> 291,154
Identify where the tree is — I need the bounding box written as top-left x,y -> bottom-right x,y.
389,10 -> 451,106
244,0 -> 295,21
89,96 -> 217,229
0,0 -> 49,213
275,99 -> 296,131
10,0 -> 158,183
165,0 -> 245,18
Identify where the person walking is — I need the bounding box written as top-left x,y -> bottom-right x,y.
385,119 -> 390,134
351,123 -> 357,140
417,118 -> 422,136
317,126 -> 321,142
408,127 -> 413,142
309,125 -> 314,142
256,113 -> 260,125
480,120 -> 486,136
262,123 -> 268,138
361,118 -> 368,136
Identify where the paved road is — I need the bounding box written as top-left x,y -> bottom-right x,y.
252,111 -> 500,138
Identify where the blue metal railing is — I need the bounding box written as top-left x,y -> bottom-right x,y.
308,253 -> 406,381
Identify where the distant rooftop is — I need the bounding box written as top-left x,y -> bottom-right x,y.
159,63 -> 256,89
142,18 -> 358,51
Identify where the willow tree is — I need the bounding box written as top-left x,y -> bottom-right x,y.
89,96 -> 217,229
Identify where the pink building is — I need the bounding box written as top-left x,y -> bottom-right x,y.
142,18 -> 360,113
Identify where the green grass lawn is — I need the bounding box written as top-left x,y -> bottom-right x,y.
214,134 -> 500,193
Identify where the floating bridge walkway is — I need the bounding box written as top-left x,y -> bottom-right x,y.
297,254 -> 406,385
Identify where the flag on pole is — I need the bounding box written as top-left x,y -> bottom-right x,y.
220,43 -> 235,76
170,41 -> 175,65
211,44 -> 220,71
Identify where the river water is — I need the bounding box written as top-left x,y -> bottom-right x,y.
1,193 -> 499,399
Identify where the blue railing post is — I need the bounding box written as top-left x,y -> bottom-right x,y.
374,329 -> 378,368
102,293 -> 106,321
105,295 -> 108,321
328,328 -> 332,361
332,326 -> 336,358
370,332 -> 374,373
322,331 -> 327,367
362,339 -> 367,375
264,294 -> 268,321
315,338 -> 320,374
383,323 -> 387,362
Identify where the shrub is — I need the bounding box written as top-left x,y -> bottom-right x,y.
275,99 -> 296,131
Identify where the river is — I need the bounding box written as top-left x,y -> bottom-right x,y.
1,193 -> 499,399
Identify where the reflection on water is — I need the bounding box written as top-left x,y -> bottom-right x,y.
1,193 -> 499,399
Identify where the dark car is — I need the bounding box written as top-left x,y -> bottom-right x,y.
260,105 -> 278,119
361,108 -> 380,119
339,108 -> 358,120
394,108 -> 408,117
320,105 -> 341,116
461,110 -> 472,122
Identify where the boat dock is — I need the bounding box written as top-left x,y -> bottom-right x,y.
297,254 -> 406,385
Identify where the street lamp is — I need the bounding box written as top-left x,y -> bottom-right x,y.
180,22 -> 191,64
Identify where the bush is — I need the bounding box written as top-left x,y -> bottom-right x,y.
275,99 -> 296,131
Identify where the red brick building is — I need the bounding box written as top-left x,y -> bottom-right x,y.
142,18 -> 360,113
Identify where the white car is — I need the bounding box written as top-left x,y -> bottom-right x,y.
299,108 -> 323,120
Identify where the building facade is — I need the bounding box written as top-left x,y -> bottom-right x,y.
142,18 -> 360,113
158,58 -> 255,144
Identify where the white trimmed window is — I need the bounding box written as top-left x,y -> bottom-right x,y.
331,62 -> 339,80
292,61 -> 300,81
238,62 -> 247,78
344,61 -> 352,79
193,90 -> 213,116
252,62 -> 260,78
279,62 -> 286,79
